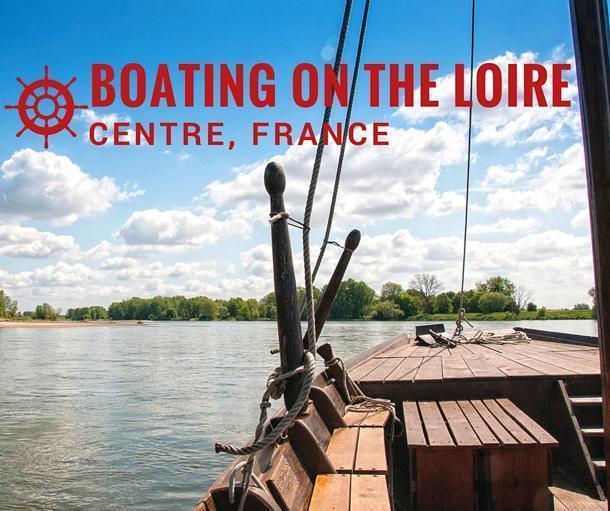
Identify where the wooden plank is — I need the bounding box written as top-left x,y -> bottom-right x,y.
489,448 -> 550,511
355,428 -> 387,473
462,355 -> 506,379
403,401 -> 427,447
326,428 -> 358,472
470,400 -> 517,446
550,485 -> 607,511
361,357 -> 404,382
410,345 -> 431,357
343,410 -> 366,428
508,344 -> 600,375
308,474 -> 350,511
468,346 -> 542,377
482,400 -> 536,445
377,344 -> 419,358
414,355 -> 443,381
439,401 -> 481,447
496,345 -> 578,376
385,356 -> 422,382
457,400 -> 500,446
495,398 -> 558,446
377,341 -> 412,358
416,449 -> 475,511
418,401 -> 454,447
350,474 -> 391,511
442,356 -> 474,380
359,410 -> 390,428
350,357 -> 387,381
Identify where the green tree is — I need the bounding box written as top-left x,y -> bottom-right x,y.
476,276 -> 516,297
330,279 -> 376,319
573,303 -> 591,310
380,282 -> 404,303
409,274 -> 443,313
478,292 -> 508,314
34,303 -> 57,321
397,292 -> 420,318
526,302 -> 538,312
433,292 -> 454,314
370,300 -> 404,320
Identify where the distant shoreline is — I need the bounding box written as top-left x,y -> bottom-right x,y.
0,320 -> 145,329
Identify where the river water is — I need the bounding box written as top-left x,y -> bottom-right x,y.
0,320 -> 598,510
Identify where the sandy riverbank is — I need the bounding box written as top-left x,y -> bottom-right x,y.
0,320 -> 145,329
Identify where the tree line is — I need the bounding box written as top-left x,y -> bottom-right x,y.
0,275 -> 595,322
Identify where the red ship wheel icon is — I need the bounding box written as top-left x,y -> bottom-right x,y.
4,65 -> 88,149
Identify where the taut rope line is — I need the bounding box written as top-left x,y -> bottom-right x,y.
302,0 -> 354,354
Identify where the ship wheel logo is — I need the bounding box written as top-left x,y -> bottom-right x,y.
4,65 -> 88,149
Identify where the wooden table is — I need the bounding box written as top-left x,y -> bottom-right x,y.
403,398 -> 558,511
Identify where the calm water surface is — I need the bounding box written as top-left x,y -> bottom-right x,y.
0,320 -> 598,510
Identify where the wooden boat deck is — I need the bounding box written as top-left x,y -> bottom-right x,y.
352,334 -> 600,384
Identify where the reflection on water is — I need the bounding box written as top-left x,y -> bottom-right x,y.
0,320 -> 598,510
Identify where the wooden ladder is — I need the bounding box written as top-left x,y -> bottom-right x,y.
559,380 -> 606,499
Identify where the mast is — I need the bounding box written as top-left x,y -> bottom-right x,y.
265,162 -> 304,410
569,0 -> 610,490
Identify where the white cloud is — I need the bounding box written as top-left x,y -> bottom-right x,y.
470,217 -> 541,235
0,225 -> 77,258
0,149 -> 142,225
481,143 -> 586,214
394,50 -> 580,147
0,261 -> 101,289
571,208 -> 590,229
204,121 -> 467,226
118,208 -> 250,247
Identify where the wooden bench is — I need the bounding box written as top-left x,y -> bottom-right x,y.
310,383 -> 390,429
403,398 -> 558,511
308,474 -> 391,511
290,398 -> 389,476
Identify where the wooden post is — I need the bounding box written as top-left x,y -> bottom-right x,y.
265,162 -> 304,410
569,0 -> 610,491
309,229 -> 361,343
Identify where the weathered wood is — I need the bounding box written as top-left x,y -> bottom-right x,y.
457,400 -> 500,447
570,0 -> 610,492
327,428 -> 359,472
311,229 -> 361,341
403,401 -> 427,448
482,399 -> 537,445
350,475 -> 391,511
487,448 -> 550,511
309,386 -> 347,431
265,162 -> 304,409
470,399 -> 517,446
418,401 -> 454,447
439,400 -> 481,447
415,448 -> 475,511
309,474 -> 350,511
354,428 -> 388,473
496,398 -> 558,446
514,327 -> 598,347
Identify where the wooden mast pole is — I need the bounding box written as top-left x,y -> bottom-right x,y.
569,0 -> 610,489
265,162 -> 304,410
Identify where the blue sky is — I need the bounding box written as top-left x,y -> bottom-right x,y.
0,1 -> 593,310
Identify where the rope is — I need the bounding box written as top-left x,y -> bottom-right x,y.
457,0 -> 476,313
302,0 -> 353,353
311,0 -> 372,284
215,351 -> 316,511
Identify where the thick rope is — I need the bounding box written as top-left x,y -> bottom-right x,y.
311,0 -> 372,284
302,0 -> 353,353
458,0 -> 476,313
215,351 -> 315,457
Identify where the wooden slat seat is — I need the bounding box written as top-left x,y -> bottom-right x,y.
315,383 -> 391,429
403,398 -> 558,511
326,427 -> 388,474
308,474 -> 391,511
